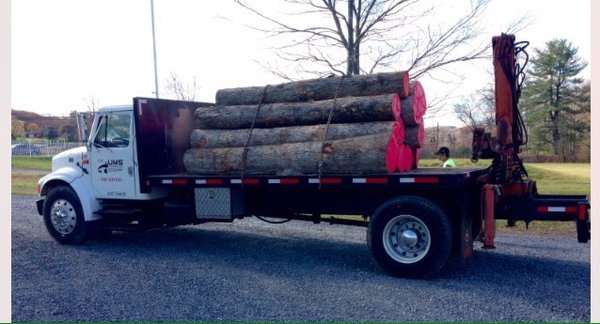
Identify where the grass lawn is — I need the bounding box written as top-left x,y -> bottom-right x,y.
11,174 -> 42,196
11,157 -> 51,196
525,163 -> 590,196
11,156 -> 52,170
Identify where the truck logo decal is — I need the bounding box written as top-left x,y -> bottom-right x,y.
97,159 -> 124,173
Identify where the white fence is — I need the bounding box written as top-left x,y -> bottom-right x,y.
11,140 -> 84,157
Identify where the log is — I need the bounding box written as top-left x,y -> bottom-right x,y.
412,81 -> 427,117
400,95 -> 423,126
391,120 -> 405,144
397,142 -> 414,172
190,121 -> 393,148
400,81 -> 427,126
183,133 -> 389,175
400,95 -> 416,125
195,94 -> 398,129
392,95 -> 402,121
215,71 -> 410,105
404,124 -> 425,149
386,135 -> 399,173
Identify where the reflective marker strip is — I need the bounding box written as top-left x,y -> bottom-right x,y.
399,177 -> 439,184
162,179 -> 188,185
537,206 -> 578,213
268,178 -> 300,185
164,176 -> 439,186
138,99 -> 147,116
565,206 -> 578,213
231,179 -> 260,185
352,177 -> 388,184
196,179 -> 224,185
578,204 -> 587,221
309,178 -> 342,184
416,177 -> 440,183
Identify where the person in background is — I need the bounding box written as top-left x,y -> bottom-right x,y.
435,146 -> 457,168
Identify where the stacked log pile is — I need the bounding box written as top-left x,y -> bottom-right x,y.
183,71 -> 427,175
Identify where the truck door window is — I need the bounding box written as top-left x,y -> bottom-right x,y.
94,113 -> 131,148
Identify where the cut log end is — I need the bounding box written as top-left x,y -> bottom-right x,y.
397,143 -> 414,172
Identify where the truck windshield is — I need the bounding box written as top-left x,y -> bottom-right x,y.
93,113 -> 131,148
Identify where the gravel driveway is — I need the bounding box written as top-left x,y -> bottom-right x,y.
12,194 -> 590,322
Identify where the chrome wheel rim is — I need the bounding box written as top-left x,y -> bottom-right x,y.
50,199 -> 77,235
382,214 -> 431,264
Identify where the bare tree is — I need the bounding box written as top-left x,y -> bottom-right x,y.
79,95 -> 99,141
452,85 -> 495,129
164,72 -> 200,101
83,95 -> 99,117
234,0 -> 492,79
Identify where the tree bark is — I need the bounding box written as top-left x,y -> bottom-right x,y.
400,94 -> 426,126
400,96 -> 419,125
215,71 -> 410,105
190,121 -> 393,148
195,94 -> 398,129
183,133 -> 389,175
404,124 -> 424,148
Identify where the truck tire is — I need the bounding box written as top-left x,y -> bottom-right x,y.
368,196 -> 452,278
43,186 -> 89,245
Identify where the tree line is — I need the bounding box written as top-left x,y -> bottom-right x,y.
11,110 -> 81,142
453,38 -> 590,162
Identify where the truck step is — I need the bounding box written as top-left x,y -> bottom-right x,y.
95,208 -> 142,217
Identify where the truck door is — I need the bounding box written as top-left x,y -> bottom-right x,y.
90,111 -> 137,199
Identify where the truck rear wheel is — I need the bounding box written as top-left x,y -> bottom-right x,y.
368,196 -> 452,278
43,186 -> 88,245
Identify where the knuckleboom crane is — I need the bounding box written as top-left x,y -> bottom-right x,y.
472,34 -> 590,248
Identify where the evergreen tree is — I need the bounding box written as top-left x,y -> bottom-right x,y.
521,39 -> 589,160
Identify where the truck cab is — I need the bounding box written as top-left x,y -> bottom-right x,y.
36,98 -> 207,243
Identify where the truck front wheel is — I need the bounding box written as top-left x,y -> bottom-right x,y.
43,186 -> 88,245
368,196 -> 452,278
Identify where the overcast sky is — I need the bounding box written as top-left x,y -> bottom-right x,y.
10,0 -> 591,126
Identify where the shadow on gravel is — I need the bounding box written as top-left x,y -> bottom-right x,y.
80,224 -> 589,284
80,224 -> 382,279
443,248 -> 588,281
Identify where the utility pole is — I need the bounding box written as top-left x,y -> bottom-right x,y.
436,122 -> 439,148
150,0 -> 159,98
